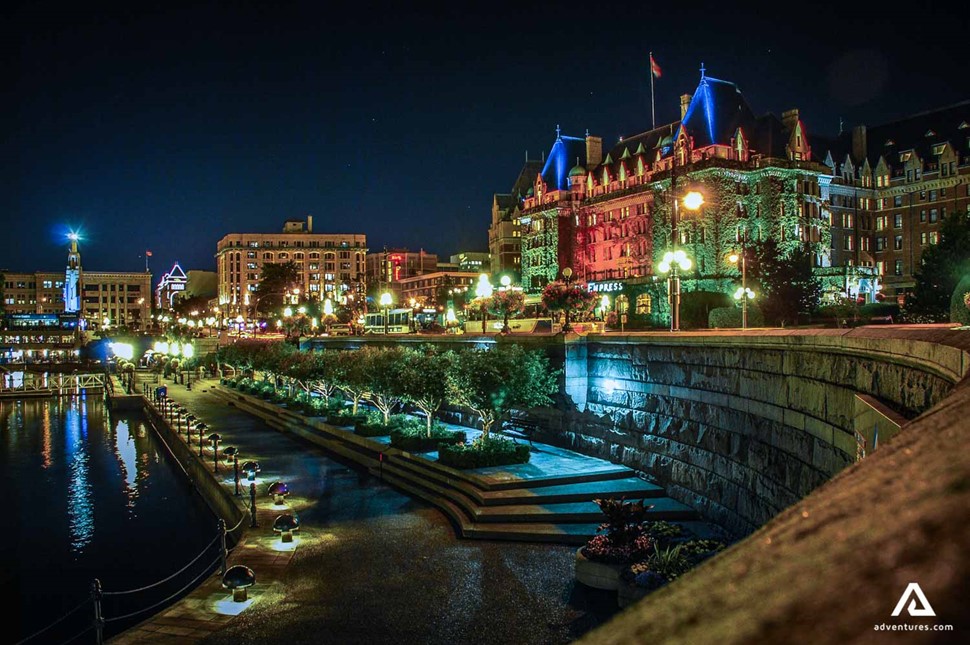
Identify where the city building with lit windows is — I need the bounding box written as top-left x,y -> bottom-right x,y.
488,159 -> 543,278
215,217 -> 367,316
2,235 -> 151,330
508,69 -> 886,326
397,270 -> 479,307
812,102 -> 970,300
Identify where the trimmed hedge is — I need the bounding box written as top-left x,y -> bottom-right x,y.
438,435 -> 530,469
708,304 -> 764,328
389,425 -> 467,452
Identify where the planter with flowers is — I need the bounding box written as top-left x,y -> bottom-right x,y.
575,498 -> 654,590
616,525 -> 727,607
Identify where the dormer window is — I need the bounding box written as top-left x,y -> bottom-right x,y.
884,139 -> 895,146
924,129 -> 936,137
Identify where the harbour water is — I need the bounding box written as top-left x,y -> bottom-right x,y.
1,394 -> 217,643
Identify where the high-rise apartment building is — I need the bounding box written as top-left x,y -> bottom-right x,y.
215,217 -> 367,316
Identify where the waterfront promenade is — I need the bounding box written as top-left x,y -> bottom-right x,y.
113,377 -> 620,644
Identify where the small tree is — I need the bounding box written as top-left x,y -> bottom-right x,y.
909,212 -> 970,320
364,346 -> 407,425
446,345 -> 558,437
751,239 -> 821,326
541,281 -> 596,331
399,346 -> 455,435
333,347 -> 371,416
306,350 -> 340,404
488,290 -> 526,334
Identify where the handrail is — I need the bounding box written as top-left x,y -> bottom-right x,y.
13,597 -> 91,645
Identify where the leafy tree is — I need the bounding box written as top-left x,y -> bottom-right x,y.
333,347 -> 371,416
909,212 -> 970,320
305,350 -> 341,404
446,344 -> 558,437
487,290 -> 526,333
364,346 -> 407,425
254,261 -> 302,313
750,239 -> 821,326
399,346 -> 456,435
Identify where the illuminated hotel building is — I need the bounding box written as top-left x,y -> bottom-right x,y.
511,70 -> 875,326
504,72 -> 969,324
215,217 -> 367,316
814,102 -> 970,299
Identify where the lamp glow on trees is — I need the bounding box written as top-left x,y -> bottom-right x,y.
683,190 -> 705,211
475,274 -> 493,333
283,306 -> 293,318
380,292 -> 392,334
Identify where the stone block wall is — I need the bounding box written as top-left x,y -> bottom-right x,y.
533,332 -> 966,536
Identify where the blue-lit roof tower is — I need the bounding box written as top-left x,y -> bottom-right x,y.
64,234 -> 81,314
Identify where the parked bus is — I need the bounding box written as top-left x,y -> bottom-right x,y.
364,308 -> 413,334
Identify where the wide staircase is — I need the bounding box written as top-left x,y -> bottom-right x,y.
209,383 -> 710,545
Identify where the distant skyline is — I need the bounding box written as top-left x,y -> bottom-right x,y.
8,1 -> 968,280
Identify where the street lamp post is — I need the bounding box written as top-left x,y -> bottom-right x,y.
380,292 -> 392,334
561,267 -> 574,333
659,186 -> 704,332
728,249 -> 752,329
475,274 -> 493,334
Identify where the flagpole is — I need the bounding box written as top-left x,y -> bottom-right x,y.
650,51 -> 656,129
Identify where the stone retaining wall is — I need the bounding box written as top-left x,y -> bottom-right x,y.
537,330 -> 969,535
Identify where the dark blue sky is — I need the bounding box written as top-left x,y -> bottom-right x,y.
7,1 -> 967,280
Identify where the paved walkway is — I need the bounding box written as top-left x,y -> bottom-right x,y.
115,377 -> 619,644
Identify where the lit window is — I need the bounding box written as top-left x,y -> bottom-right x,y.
635,293 -> 652,314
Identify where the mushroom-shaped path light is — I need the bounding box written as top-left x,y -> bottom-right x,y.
208,432 -> 222,446
222,565 -> 256,602
223,446 -> 238,463
242,461 -> 261,481
273,513 -> 300,543
267,481 -> 289,505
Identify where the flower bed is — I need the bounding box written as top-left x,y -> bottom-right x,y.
389,424 -> 466,452
437,435 -> 530,469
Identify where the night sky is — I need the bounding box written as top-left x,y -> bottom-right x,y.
7,1 -> 967,281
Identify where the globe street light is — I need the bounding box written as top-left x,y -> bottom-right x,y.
661,188 -> 704,332
380,292 -> 392,334
727,250 -> 754,329
475,274 -> 493,334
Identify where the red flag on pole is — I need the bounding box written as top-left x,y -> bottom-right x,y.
146,250 -> 152,257
650,54 -> 662,78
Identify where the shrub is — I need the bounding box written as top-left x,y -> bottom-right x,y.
680,291 -> 732,329
438,435 -> 530,469
708,304 -> 765,328
859,302 -> 900,321
950,275 -> 970,325
390,424 -> 466,452
643,520 -> 685,545
680,539 -> 726,565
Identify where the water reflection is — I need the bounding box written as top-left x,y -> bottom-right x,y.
41,401 -> 52,469
65,405 -> 94,552
115,420 -> 139,508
